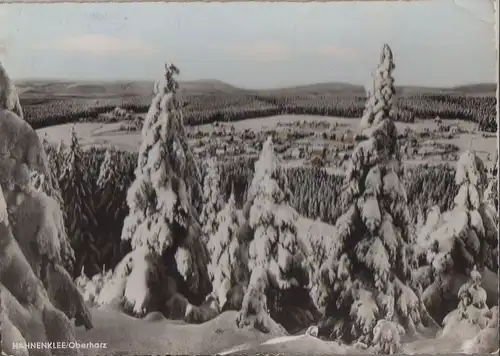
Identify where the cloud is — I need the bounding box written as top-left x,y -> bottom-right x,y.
40,34 -> 155,56
225,41 -> 291,62
314,45 -> 359,60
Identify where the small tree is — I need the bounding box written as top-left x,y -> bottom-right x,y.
315,45 -> 426,345
59,127 -> 98,277
237,136 -> 309,332
207,191 -> 248,309
200,158 -> 224,244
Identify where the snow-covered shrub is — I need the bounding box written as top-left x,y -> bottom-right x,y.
305,325 -> 319,337
461,306 -> 499,354
372,319 -> 405,354
75,266 -> 114,307
441,267 -> 491,338
315,45 -> 425,344
97,63 -> 210,318
237,136 -> 310,332
207,192 -> 248,309
416,150 -> 498,321
200,157 -> 224,244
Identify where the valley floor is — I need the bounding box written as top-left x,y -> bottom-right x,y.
36,115 -> 497,165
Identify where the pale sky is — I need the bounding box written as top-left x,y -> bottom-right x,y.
0,0 -> 497,89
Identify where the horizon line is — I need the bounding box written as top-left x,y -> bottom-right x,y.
13,77 -> 498,91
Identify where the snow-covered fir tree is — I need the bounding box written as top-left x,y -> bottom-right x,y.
59,126 -> 98,275
207,190 -> 248,309
416,150 -> 499,321
314,44 -> 426,344
237,136 -> 309,332
98,63 -> 210,317
199,157 -> 224,244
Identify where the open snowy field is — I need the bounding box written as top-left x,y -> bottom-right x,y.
36,115 -> 497,164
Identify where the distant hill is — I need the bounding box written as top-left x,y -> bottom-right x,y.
451,83 -> 497,94
14,79 -> 497,100
180,79 -> 243,94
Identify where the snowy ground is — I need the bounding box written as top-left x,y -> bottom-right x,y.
74,307 -> 478,355
36,115 -> 497,164
37,122 -> 142,152
74,309 -> 278,356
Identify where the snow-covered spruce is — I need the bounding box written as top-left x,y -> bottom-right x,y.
96,63 -> 211,318
97,147 -> 121,190
416,150 -> 499,321
200,157 -> 224,244
237,136 -> 310,333
0,72 -> 90,355
242,136 -> 293,219
360,44 -> 396,130
315,45 -> 426,345
207,191 -> 248,309
136,64 -> 202,215
59,127 -> 98,275
96,147 -> 128,217
94,147 -> 130,271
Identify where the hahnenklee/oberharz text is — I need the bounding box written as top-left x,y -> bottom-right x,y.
12,342 -> 108,350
